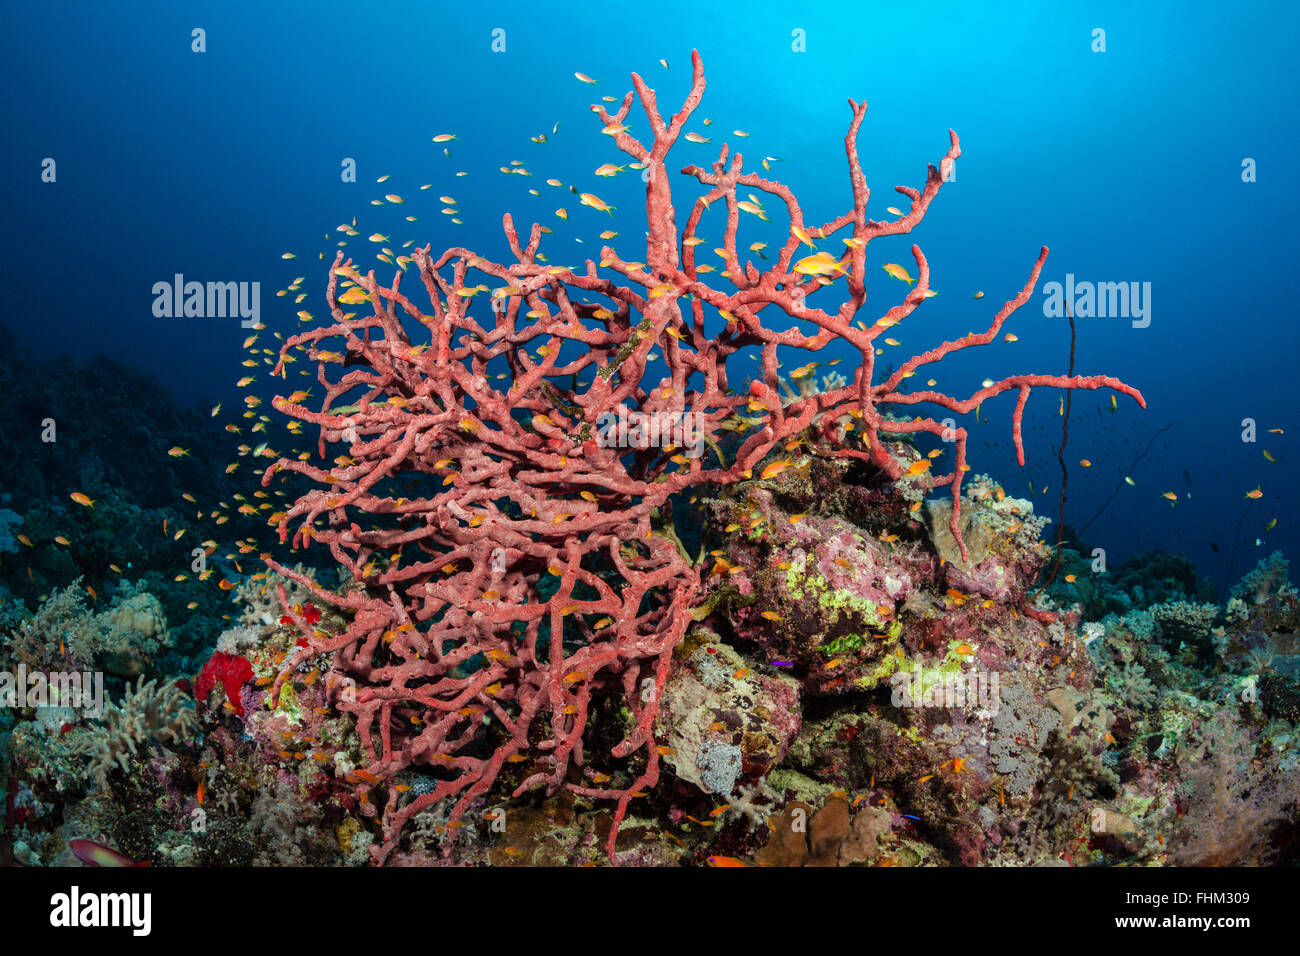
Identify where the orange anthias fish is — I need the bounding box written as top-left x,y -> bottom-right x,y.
760,459 -> 793,480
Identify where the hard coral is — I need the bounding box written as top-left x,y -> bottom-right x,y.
753,798 -> 891,866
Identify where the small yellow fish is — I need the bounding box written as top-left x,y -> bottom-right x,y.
794,251 -> 846,277
579,192 -> 615,215
1246,486 -> 1263,500
882,263 -> 914,285
70,492 -> 94,508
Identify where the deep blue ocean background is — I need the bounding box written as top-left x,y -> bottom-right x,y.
4,0 -> 1296,596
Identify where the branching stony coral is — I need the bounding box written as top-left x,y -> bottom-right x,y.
74,677 -> 198,788
1149,600 -> 1218,646
1122,608 -> 1158,643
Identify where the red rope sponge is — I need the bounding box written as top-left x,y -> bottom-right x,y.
260,50 -> 1143,863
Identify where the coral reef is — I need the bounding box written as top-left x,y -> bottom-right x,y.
255,50 -> 1140,863
3,54 -> 1296,874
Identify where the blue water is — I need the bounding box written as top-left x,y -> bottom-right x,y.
5,0 -> 1296,591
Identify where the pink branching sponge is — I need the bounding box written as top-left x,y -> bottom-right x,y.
260,50 -> 1143,863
